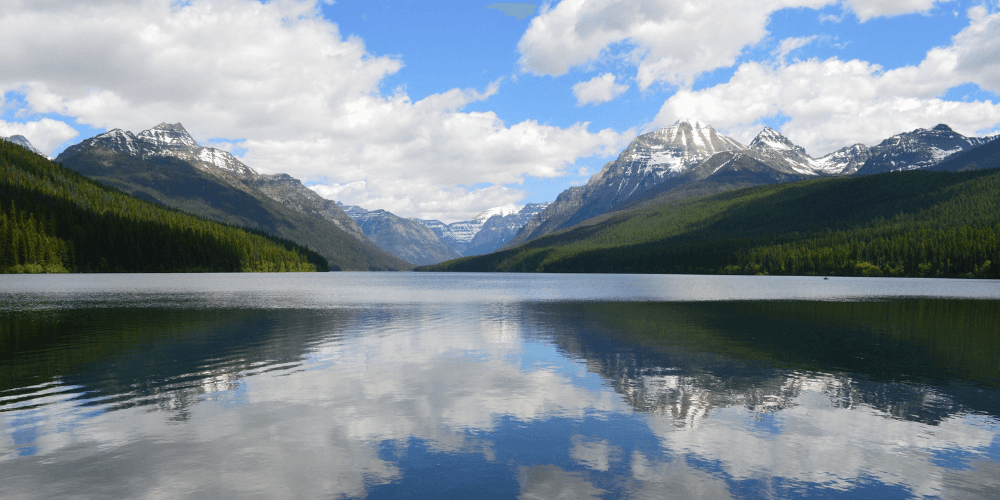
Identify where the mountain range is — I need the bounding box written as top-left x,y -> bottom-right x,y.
53,123 -> 411,271
10,117 -> 998,273
505,119 -> 995,248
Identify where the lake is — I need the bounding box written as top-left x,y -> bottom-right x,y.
1,273 -> 999,499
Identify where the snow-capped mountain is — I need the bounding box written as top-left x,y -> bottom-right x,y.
594,119 -> 745,201
57,123 -> 376,246
509,122 -> 882,247
1,134 -> 46,157
338,204 -> 463,265
335,202 -> 548,260
855,124 -> 988,176
60,123 -> 258,179
55,123 -> 412,270
746,127 -> 862,176
462,202 -> 551,256
720,127 -> 872,177
812,143 -> 871,175
417,205 -> 520,253
507,119 -> 749,247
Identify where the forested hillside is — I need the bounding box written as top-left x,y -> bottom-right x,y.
1,140 -> 328,273
58,140 -> 413,271
422,168 -> 1000,278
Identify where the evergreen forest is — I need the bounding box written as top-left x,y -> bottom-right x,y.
422,168 -> 1000,278
1,140 -> 328,273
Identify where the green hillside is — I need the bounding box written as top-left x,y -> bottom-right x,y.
1,140 -> 328,273
421,168 -> 1000,278
58,147 -> 412,271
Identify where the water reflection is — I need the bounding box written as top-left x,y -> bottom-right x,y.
1,277 -> 998,499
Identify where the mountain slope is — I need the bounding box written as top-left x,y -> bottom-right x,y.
339,205 -> 463,266
56,124 -> 411,271
1,137 -> 328,273
253,173 -> 367,242
421,168 -> 1000,279
854,124 -> 987,176
507,124 -> 857,249
462,203 -> 550,256
1,135 -> 45,157
929,136 -> 1000,172
506,119 -> 746,247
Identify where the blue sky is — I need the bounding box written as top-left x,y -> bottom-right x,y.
2,0 -> 999,221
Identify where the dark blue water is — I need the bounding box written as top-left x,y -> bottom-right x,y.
1,273 -> 998,498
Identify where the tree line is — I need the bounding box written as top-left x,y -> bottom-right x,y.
424,168 -> 1000,279
1,139 -> 328,273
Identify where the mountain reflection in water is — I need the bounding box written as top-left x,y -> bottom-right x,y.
1,275 -> 998,499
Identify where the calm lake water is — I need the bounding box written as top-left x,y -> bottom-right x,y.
1,273 -> 999,499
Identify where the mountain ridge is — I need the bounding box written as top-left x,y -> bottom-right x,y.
504,121 -> 992,249
55,123 -> 412,271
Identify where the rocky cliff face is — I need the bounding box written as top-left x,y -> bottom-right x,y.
253,174 -> 367,242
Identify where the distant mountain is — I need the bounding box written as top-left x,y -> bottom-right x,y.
507,120 -> 746,248
423,168 -> 1000,279
253,173 -> 367,242
507,122 -> 866,248
929,135 -> 1000,172
414,204 -> 547,256
462,203 -> 550,256
415,209 -> 502,254
854,124 -> 988,176
504,121 -> 989,250
56,123 -> 412,271
337,204 -> 463,266
1,135 -> 45,157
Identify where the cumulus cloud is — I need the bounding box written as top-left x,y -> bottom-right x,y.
654,5 -> 1000,155
518,0 -> 956,89
843,0 -> 946,22
0,118 -> 78,154
0,0 -> 626,221
572,73 -> 629,106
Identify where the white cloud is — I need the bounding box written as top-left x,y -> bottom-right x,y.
519,0 -> 829,89
518,0 -> 957,90
0,118 -> 78,155
843,0 -> 947,22
0,0 -> 626,221
654,5 -> 1000,155
572,73 -> 629,106
772,36 -> 819,64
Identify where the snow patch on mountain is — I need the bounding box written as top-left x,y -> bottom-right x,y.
136,122 -> 199,148
1,134 -> 47,157
856,124 -> 988,175
79,123 -> 258,179
617,119 -> 745,180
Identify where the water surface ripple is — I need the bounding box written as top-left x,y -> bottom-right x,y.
1,273 -> 998,499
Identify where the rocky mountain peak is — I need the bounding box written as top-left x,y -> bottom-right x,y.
674,117 -> 704,128
855,123 -> 985,175
137,122 -> 199,149
749,127 -> 802,154
2,134 -> 45,156
474,205 -> 521,221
